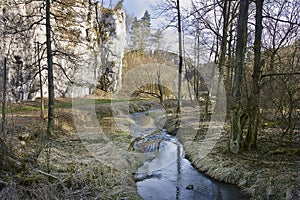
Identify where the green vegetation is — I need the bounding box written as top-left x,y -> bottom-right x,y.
111,131 -> 131,143
10,106 -> 41,113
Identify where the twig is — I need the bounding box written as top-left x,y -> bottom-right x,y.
37,169 -> 58,180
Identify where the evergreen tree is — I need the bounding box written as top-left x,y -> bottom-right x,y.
140,10 -> 151,49
128,10 -> 152,51
141,10 -> 151,28
151,29 -> 163,50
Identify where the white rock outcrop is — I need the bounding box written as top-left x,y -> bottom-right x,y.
0,0 -> 127,101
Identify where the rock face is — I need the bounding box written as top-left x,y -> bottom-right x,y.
98,8 -> 126,92
71,3 -> 126,97
0,1 -> 126,101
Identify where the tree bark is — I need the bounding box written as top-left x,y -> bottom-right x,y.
176,0 -> 183,113
230,0 -> 249,153
46,0 -> 54,136
37,42 -> 44,119
215,0 -> 230,114
1,57 -> 7,136
245,0 -> 264,150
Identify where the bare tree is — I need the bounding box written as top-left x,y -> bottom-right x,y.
244,0 -> 264,150
230,0 -> 249,153
190,0 -> 239,116
176,0 -> 183,113
1,57 -> 7,136
215,0 -> 231,114
258,0 -> 300,144
46,0 -> 54,136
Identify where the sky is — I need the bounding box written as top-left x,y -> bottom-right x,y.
99,0 -> 158,18
123,0 -> 192,17
101,0 -> 192,27
123,0 -> 193,52
100,0 -> 194,54
123,0 -> 158,19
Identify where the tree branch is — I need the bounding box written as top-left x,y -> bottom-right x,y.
261,72 -> 300,78
263,15 -> 300,26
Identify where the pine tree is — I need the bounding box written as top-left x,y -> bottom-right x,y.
129,10 -> 152,51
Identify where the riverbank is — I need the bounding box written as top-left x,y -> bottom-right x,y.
173,118 -> 300,200
0,98 -> 172,199
1,98 -> 299,199
96,99 -> 299,199
0,98 -> 155,199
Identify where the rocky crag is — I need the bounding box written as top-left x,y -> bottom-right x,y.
0,0 -> 126,101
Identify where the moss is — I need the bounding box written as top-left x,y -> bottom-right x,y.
112,131 -> 131,143
10,106 -> 40,113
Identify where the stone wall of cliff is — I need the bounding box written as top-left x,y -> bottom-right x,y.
0,0 -> 126,101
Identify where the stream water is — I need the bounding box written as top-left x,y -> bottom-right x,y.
128,112 -> 250,200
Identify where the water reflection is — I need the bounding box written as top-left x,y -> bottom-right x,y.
176,145 -> 181,200
130,112 -> 249,200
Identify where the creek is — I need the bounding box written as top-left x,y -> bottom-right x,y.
128,111 -> 250,200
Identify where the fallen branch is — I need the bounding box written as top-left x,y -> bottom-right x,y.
37,169 -> 58,180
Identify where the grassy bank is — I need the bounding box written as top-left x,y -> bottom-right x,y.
0,98 -> 155,199
1,98 -> 299,199
174,122 -> 300,200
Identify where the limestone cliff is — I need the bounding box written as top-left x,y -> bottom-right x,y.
98,7 -> 126,92
0,0 -> 126,101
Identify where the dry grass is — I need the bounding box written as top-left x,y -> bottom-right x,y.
2,98 -> 299,199
175,121 -> 300,200
0,99 -> 144,200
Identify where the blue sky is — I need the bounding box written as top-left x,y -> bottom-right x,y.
123,0 -> 158,19
98,0 -> 194,54
99,0 -> 158,19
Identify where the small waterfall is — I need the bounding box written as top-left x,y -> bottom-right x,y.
129,129 -> 171,153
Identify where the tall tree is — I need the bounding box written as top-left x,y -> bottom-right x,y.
245,0 -> 264,150
230,0 -> 249,153
46,0 -> 54,136
214,0 -> 231,114
190,0 -> 239,114
1,57 -> 7,136
129,17 -> 141,50
128,10 -> 152,51
176,0 -> 183,113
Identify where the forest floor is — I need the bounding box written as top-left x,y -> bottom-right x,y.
0,97 -> 299,199
0,98 -> 144,200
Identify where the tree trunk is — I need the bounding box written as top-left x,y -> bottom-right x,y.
245,0 -> 264,150
194,26 -> 200,105
46,0 -> 54,136
230,0 -> 249,153
176,0 -> 183,113
1,57 -> 7,136
157,70 -> 166,110
226,7 -> 236,119
215,0 -> 230,114
37,42 -> 44,119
